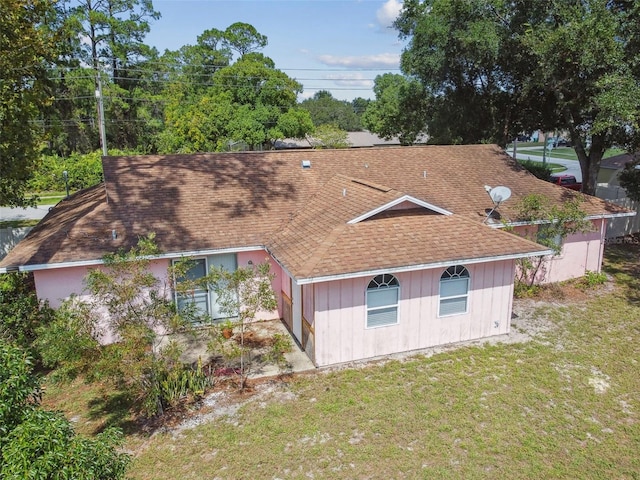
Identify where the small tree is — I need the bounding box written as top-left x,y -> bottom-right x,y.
512,194 -> 593,289
203,261 -> 278,389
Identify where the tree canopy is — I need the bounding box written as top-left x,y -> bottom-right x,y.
380,0 -> 640,194
0,0 -> 57,206
300,90 -> 366,131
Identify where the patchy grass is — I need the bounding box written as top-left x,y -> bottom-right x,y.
42,248 -> 640,479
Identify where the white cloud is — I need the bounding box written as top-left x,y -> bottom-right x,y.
376,0 -> 403,29
325,72 -> 374,88
317,53 -> 400,69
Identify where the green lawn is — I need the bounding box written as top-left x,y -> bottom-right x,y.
42,245 -> 640,479
517,146 -> 625,161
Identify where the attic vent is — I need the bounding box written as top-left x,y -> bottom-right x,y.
301,159 -> 311,169
351,178 -> 392,193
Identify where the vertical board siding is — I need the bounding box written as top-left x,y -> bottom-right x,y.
313,260 -> 516,367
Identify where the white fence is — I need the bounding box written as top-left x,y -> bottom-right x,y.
596,185 -> 640,239
0,227 -> 32,260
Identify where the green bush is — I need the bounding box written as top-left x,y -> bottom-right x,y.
0,272 -> 55,359
36,299 -> 102,381
0,340 -> 129,479
577,270 -> 608,289
518,159 -> 553,180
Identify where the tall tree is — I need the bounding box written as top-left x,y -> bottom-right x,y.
300,90 -> 364,131
0,0 -> 57,206
222,22 -> 268,58
362,73 -> 429,145
160,52 -> 313,152
394,0 -> 640,195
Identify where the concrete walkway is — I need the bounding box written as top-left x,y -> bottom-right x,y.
159,319 -> 316,380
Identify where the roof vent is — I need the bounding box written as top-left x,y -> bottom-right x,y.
301,159 -> 311,169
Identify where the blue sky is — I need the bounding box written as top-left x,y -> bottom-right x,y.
145,0 -> 406,101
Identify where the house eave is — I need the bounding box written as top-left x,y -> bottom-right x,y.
9,245 -> 266,273
294,249 -> 553,285
493,211 -> 637,229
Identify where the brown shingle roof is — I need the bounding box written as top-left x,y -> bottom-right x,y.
0,145 -> 626,273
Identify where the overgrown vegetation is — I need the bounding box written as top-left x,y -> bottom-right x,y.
37,234 -> 207,417
175,259 -> 283,389
0,272 -> 54,360
517,159 -> 553,180
0,341 -> 129,478
511,193 -> 592,289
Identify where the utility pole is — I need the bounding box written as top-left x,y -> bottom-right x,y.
95,70 -> 108,156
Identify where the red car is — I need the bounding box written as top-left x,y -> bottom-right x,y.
548,174 -> 582,191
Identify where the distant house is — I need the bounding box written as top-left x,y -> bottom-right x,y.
598,152 -> 640,186
0,145 -> 632,366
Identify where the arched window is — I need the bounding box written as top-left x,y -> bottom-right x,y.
439,266 -> 470,316
366,274 -> 399,328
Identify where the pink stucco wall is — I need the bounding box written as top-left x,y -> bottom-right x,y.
236,250 -> 283,321
311,260 -> 516,367
512,219 -> 605,283
34,260 -> 171,308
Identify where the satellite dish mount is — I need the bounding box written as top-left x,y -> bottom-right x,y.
483,185 -> 512,223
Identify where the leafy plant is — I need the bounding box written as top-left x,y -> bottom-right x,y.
263,332 -> 293,368
0,340 -> 129,478
576,270 -> 608,290
517,159 -> 553,180
0,272 -> 55,360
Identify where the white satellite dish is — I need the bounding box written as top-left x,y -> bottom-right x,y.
483,185 -> 512,223
489,186 -> 512,205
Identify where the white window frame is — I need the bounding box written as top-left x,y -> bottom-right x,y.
537,224 -> 563,254
173,257 -> 211,317
366,274 -> 400,329
438,265 -> 470,317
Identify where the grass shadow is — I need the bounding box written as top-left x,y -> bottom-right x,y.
86,389 -> 139,435
602,243 -> 640,304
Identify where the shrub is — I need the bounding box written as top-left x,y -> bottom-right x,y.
0,272 -> 54,359
576,270 -> 608,289
0,340 -> 129,479
518,159 -> 552,180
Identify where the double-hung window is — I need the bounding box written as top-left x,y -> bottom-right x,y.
174,258 -> 210,317
366,274 -> 399,328
439,266 -> 470,316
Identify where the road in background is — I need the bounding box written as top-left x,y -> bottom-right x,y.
0,205 -> 51,222
506,146 -> 582,182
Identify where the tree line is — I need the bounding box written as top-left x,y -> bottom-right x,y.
3,0 -> 640,206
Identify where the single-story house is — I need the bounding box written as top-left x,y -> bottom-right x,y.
597,152 -> 640,186
0,145 -> 632,366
